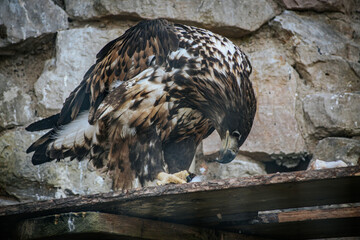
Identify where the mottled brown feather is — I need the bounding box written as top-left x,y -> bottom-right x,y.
26,19 -> 256,192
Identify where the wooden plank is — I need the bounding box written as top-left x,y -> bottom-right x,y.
278,205 -> 360,223
1,167 -> 359,239
237,217 -> 360,240
218,206 -> 360,239
17,212 -> 265,240
1,167 -> 359,218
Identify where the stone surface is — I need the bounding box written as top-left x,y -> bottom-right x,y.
272,11 -> 360,61
312,137 -> 360,165
241,47 -> 306,157
279,0 -> 356,13
0,74 -> 33,130
308,159 -> 347,170
0,42 -> 54,130
295,59 -> 360,93
34,26 -> 128,115
202,131 -> 221,156
325,12 -> 360,42
270,11 -> 360,93
0,129 -> 112,205
239,30 -> 306,160
64,0 -> 280,37
302,93 -> 360,138
195,155 -> 267,181
266,10 -> 360,153
0,0 -> 68,49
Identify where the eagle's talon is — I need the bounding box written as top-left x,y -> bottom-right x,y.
156,170 -> 190,185
173,170 -> 190,180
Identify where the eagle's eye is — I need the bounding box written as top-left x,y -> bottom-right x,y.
232,130 -> 241,140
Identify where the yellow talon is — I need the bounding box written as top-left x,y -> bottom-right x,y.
156,170 -> 190,185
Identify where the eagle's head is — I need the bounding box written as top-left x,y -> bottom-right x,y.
187,57 -> 256,164
216,106 -> 255,163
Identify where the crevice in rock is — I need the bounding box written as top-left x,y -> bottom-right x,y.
52,0 -> 65,10
264,157 -> 311,173
0,33 -> 56,56
0,125 -> 22,134
312,127 -> 359,140
238,150 -> 312,173
292,62 -> 316,88
0,24 -> 7,39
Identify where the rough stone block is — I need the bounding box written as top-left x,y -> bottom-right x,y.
312,137 -> 360,165
0,46 -> 53,130
64,0 -> 280,37
0,75 -> 34,130
270,11 -> 360,93
308,159 -> 347,170
295,58 -> 360,93
241,39 -> 306,159
0,129 -> 112,205
271,11 -> 357,61
302,93 -> 360,138
194,155 -> 266,181
34,26 -> 128,115
279,0 -> 355,13
0,0 -> 68,49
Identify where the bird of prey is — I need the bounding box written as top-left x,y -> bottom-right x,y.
26,19 -> 256,191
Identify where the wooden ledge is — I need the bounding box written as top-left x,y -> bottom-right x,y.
18,212 -> 267,240
1,166 -> 360,239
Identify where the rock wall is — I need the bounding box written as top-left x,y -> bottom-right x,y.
0,0 -> 359,205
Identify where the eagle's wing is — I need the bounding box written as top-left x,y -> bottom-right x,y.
26,19 -> 179,166
28,19 -> 179,131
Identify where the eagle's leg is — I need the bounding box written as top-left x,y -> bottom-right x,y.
156,170 -> 190,185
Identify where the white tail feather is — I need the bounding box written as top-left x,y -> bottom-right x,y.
52,111 -> 96,151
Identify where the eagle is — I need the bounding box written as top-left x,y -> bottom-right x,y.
26,19 -> 256,191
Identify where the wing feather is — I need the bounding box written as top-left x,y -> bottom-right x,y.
27,19 -> 180,166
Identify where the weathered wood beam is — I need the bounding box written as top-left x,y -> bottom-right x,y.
1,167 -> 359,239
277,205 -> 360,223
18,212 -> 266,240
218,205 -> 360,239
3,167 -> 360,222
237,217 -> 360,240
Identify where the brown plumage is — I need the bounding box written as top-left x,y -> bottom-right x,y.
26,19 -> 256,190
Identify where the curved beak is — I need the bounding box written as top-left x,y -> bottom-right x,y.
216,130 -> 239,164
